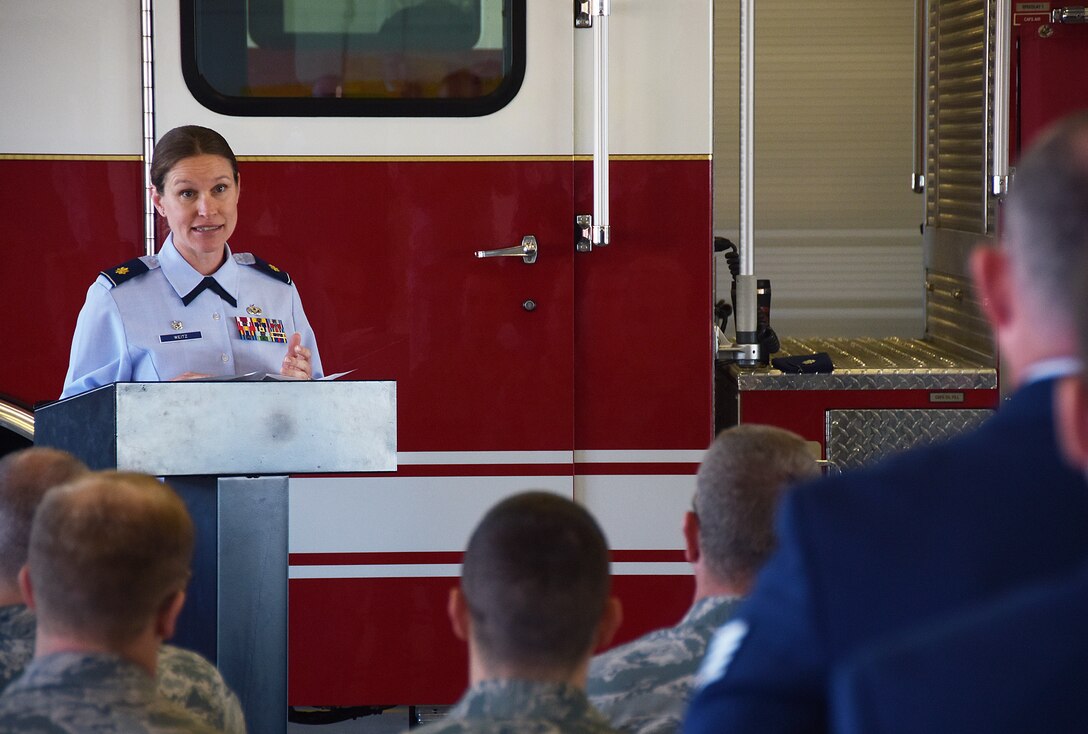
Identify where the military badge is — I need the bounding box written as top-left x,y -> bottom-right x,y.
236,316 -> 287,343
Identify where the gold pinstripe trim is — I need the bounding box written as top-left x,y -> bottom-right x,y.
237,153 -> 711,163
0,154 -> 142,161
606,154 -> 711,161
239,155 -> 569,163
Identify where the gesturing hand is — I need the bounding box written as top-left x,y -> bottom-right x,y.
281,332 -> 313,379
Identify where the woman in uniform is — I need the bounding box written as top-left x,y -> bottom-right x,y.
61,125 -> 323,398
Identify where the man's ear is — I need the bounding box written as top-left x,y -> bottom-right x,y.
594,597 -> 624,652
683,511 -> 701,565
1056,376 -> 1088,470
17,566 -> 34,610
970,245 -> 1014,331
155,590 -> 186,641
448,586 -> 470,642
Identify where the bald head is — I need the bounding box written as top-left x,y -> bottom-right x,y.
1003,110 -> 1088,333
694,425 -> 819,586
0,448 -> 88,586
28,472 -> 194,647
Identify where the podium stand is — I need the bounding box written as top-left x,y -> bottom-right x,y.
35,380 -> 396,734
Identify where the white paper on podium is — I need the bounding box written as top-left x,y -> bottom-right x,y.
191,369 -> 356,382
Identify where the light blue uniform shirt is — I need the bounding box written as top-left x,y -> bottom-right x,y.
61,235 -> 323,398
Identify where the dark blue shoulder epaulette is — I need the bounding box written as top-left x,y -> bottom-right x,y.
247,256 -> 292,285
100,257 -> 152,287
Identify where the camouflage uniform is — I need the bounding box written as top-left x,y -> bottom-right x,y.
158,645 -> 246,734
586,595 -> 741,734
0,603 -> 245,733
0,651 -> 221,733
411,679 -> 619,734
0,605 -> 33,691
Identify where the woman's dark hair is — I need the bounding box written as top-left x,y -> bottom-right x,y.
150,125 -> 239,193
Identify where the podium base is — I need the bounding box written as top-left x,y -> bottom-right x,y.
172,475 -> 287,734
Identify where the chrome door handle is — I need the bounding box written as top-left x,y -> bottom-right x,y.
474,235 -> 538,264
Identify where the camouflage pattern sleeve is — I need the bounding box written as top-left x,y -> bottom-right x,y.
0,605 -> 36,691
586,596 -> 742,734
157,645 -> 246,733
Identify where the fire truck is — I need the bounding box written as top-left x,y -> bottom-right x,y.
0,0 -> 711,710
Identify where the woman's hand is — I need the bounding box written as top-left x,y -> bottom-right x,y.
171,371 -> 212,381
281,332 -> 313,379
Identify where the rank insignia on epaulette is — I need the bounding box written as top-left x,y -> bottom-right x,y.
247,256 -> 292,285
100,257 -> 151,287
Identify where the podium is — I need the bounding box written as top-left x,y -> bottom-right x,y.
35,380 -> 396,734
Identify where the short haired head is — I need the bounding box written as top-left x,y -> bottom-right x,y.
1042,116 -> 1088,471
27,472 -> 194,647
694,425 -> 818,584
0,448 -> 88,585
1003,110 -> 1088,330
460,491 -> 610,675
150,125 -> 239,194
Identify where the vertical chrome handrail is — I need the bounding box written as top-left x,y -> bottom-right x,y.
591,0 -> 611,246
141,0 -> 157,256
991,0 -> 1011,196
735,0 -> 757,359
912,0 -> 928,193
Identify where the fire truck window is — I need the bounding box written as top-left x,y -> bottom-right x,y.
182,0 -> 525,116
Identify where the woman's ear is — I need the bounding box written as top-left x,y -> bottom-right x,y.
150,186 -> 164,216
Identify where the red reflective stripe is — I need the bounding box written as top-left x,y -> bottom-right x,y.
574,462 -> 700,475
289,551 -> 463,566
292,461 -> 696,479
289,549 -> 685,566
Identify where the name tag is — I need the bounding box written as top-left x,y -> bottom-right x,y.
160,331 -> 203,343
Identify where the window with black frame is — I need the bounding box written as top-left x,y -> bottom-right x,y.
182,0 -> 525,117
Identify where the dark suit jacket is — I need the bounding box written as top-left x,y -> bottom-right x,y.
831,562 -> 1088,733
684,378 -> 1088,734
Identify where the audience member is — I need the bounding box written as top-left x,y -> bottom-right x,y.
685,110 -> 1088,734
0,471 -> 222,732
828,240 -> 1088,732
0,450 -> 244,731
411,491 -> 623,734
587,425 -> 817,734
0,448 -> 85,688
